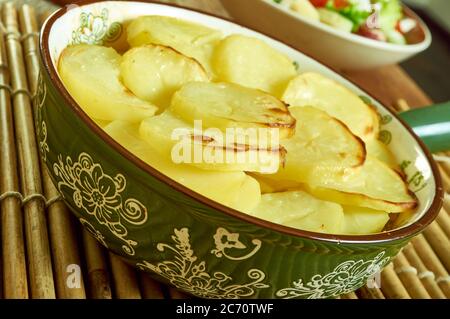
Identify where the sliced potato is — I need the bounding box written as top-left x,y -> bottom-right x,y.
120,44 -> 209,108
282,72 -> 379,140
92,118 -> 111,129
140,111 -> 283,173
302,157 -> 417,212
58,45 -> 157,123
270,106 -> 365,183
170,82 -> 296,138
251,173 -> 302,194
127,15 -> 222,74
103,120 -> 261,212
212,34 -> 297,96
250,191 -> 344,234
366,139 -> 400,172
290,0 -> 320,20
341,206 -> 390,235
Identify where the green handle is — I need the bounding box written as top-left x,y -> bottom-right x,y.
398,101 -> 450,153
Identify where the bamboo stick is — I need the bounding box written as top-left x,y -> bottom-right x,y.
422,222 -> 450,272
380,263 -> 411,299
0,18 -> 28,299
109,253 -> 142,299
18,3 -> 86,299
2,2 -> 55,298
139,273 -> 165,299
411,235 -> 450,298
357,286 -> 385,299
393,253 -> 431,299
436,211 -> 450,238
169,287 -> 191,299
82,229 -> 112,299
340,291 -> 358,299
403,244 -> 446,299
439,167 -> 450,213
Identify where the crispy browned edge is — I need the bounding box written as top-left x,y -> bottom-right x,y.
40,0 -> 442,244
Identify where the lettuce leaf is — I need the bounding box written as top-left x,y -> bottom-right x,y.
378,0 -> 403,32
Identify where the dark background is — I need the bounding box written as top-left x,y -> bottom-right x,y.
400,7 -> 450,104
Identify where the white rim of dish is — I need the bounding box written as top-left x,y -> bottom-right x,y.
262,0 -> 432,52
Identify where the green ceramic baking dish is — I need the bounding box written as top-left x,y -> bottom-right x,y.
37,0 -> 445,299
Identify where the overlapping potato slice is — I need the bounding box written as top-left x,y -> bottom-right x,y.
140,111 -> 283,173
302,157 -> 417,212
366,139 -> 400,172
127,15 -> 222,74
58,45 -> 157,123
271,106 -> 365,180
341,206 -> 390,235
250,191 -> 344,234
170,82 -> 296,139
103,121 -> 261,212
120,44 -> 209,108
92,118 -> 111,129
282,72 -> 379,140
212,35 -> 297,96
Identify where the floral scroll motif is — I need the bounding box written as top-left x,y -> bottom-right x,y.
276,252 -> 390,299
72,8 -> 122,45
211,227 -> 261,261
137,228 -> 269,299
53,152 -> 148,255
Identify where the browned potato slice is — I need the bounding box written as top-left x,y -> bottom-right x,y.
120,44 -> 209,108
127,15 -> 222,74
272,106 -> 365,181
103,120 -> 261,212
58,44 -> 157,123
282,72 -> 379,140
170,82 -> 296,138
140,111 -> 284,173
303,157 -> 417,212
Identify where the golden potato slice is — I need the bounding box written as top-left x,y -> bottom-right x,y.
303,157 -> 417,212
140,111 -> 283,173
251,173 -> 302,194
341,206 -> 390,235
58,45 -> 157,123
170,82 -> 296,139
282,72 -> 379,140
212,34 -> 297,96
120,44 -> 209,108
92,118 -> 111,129
127,15 -> 222,74
103,121 -> 261,212
250,191 -> 344,234
366,139 -> 400,172
270,106 -> 365,182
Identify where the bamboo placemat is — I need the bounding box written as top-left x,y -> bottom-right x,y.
0,0 -> 448,299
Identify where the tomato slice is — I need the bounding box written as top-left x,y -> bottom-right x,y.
310,0 -> 349,9
333,0 -> 349,9
309,0 -> 328,7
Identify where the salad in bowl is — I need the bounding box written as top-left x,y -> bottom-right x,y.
277,0 -> 418,44
221,0 -> 431,69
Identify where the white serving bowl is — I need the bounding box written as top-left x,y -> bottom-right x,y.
220,0 -> 432,70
